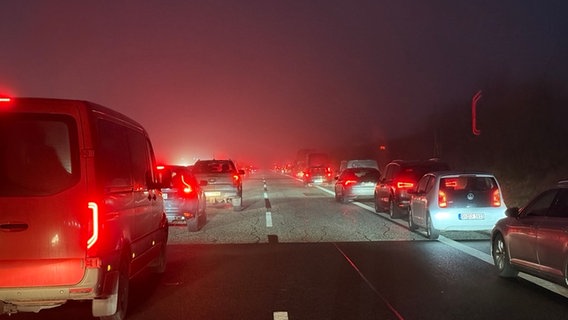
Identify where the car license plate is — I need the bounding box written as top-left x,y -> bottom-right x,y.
205,191 -> 221,197
459,213 -> 484,220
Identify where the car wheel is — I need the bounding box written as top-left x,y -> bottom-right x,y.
408,207 -> 417,231
426,213 -> 439,240
389,199 -> 398,219
374,193 -> 381,213
187,216 -> 199,232
96,260 -> 129,320
492,233 -> 518,278
232,196 -> 242,211
335,190 -> 341,202
150,243 -> 167,274
200,207 -> 207,225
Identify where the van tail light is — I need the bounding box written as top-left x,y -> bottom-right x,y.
87,202 -> 99,250
438,190 -> 448,208
491,189 -> 502,207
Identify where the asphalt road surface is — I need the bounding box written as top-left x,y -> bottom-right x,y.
5,170 -> 568,320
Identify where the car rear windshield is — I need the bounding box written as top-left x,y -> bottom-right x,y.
440,176 -> 498,192
400,163 -> 449,181
193,160 -> 235,174
0,113 -> 79,196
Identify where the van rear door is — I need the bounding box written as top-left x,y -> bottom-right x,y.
0,100 -> 88,287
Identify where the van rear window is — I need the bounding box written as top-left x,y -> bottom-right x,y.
0,114 -> 79,196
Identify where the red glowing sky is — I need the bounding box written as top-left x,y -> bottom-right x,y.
1,1 -> 567,167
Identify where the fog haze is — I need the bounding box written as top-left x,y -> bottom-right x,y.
1,1 -> 567,167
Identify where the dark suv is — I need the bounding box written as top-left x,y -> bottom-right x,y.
374,159 -> 450,218
192,159 -> 244,211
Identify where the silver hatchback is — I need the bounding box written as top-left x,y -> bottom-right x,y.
409,171 -> 507,239
491,180 -> 568,287
335,167 -> 381,203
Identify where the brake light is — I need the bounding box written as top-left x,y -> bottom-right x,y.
180,175 -> 193,194
396,181 -> 414,189
492,189 -> 501,207
0,97 -> 11,102
87,202 -> 99,249
438,190 -> 448,208
156,165 -> 165,170
232,174 -> 240,186
344,179 -> 357,186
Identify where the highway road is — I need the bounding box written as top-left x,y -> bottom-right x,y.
6,170 -> 568,320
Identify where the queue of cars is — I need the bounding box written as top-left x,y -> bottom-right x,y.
331,157 -> 568,290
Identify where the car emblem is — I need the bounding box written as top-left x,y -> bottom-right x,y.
467,192 -> 475,200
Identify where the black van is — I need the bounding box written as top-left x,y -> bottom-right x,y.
0,97 -> 168,319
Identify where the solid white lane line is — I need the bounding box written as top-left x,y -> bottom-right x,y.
266,211 -> 273,227
438,235 -> 493,264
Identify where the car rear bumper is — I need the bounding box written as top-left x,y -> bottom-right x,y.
0,267 -> 104,314
430,207 -> 506,231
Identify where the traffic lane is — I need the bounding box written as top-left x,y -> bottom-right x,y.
130,243 -> 400,320
119,242 -> 568,320
4,241 -> 568,320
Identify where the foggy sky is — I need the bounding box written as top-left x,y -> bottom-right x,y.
1,1 -> 567,167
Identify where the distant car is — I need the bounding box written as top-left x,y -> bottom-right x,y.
408,171 -> 507,239
334,167 -> 381,203
192,159 -> 244,211
491,180 -> 568,287
303,165 -> 333,186
375,159 -> 450,218
157,165 -> 207,232
338,159 -> 379,175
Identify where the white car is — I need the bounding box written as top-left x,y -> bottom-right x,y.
408,171 -> 507,239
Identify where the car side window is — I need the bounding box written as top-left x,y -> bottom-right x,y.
424,176 -> 436,193
97,119 -> 132,189
547,189 -> 568,218
416,175 -> 429,193
523,189 -> 558,217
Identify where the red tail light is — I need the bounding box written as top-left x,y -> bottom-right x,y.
438,190 -> 448,208
87,202 -> 99,250
0,97 -> 11,102
344,179 -> 357,186
396,181 -> 414,189
491,189 -> 502,207
232,174 -> 240,186
179,175 -> 193,195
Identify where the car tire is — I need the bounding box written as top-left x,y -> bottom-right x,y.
374,193 -> 381,213
187,216 -> 199,232
492,233 -> 518,278
232,196 -> 242,211
388,199 -> 398,219
96,259 -> 129,320
408,207 -> 417,231
199,208 -> 207,225
150,243 -> 167,274
426,213 -> 439,240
